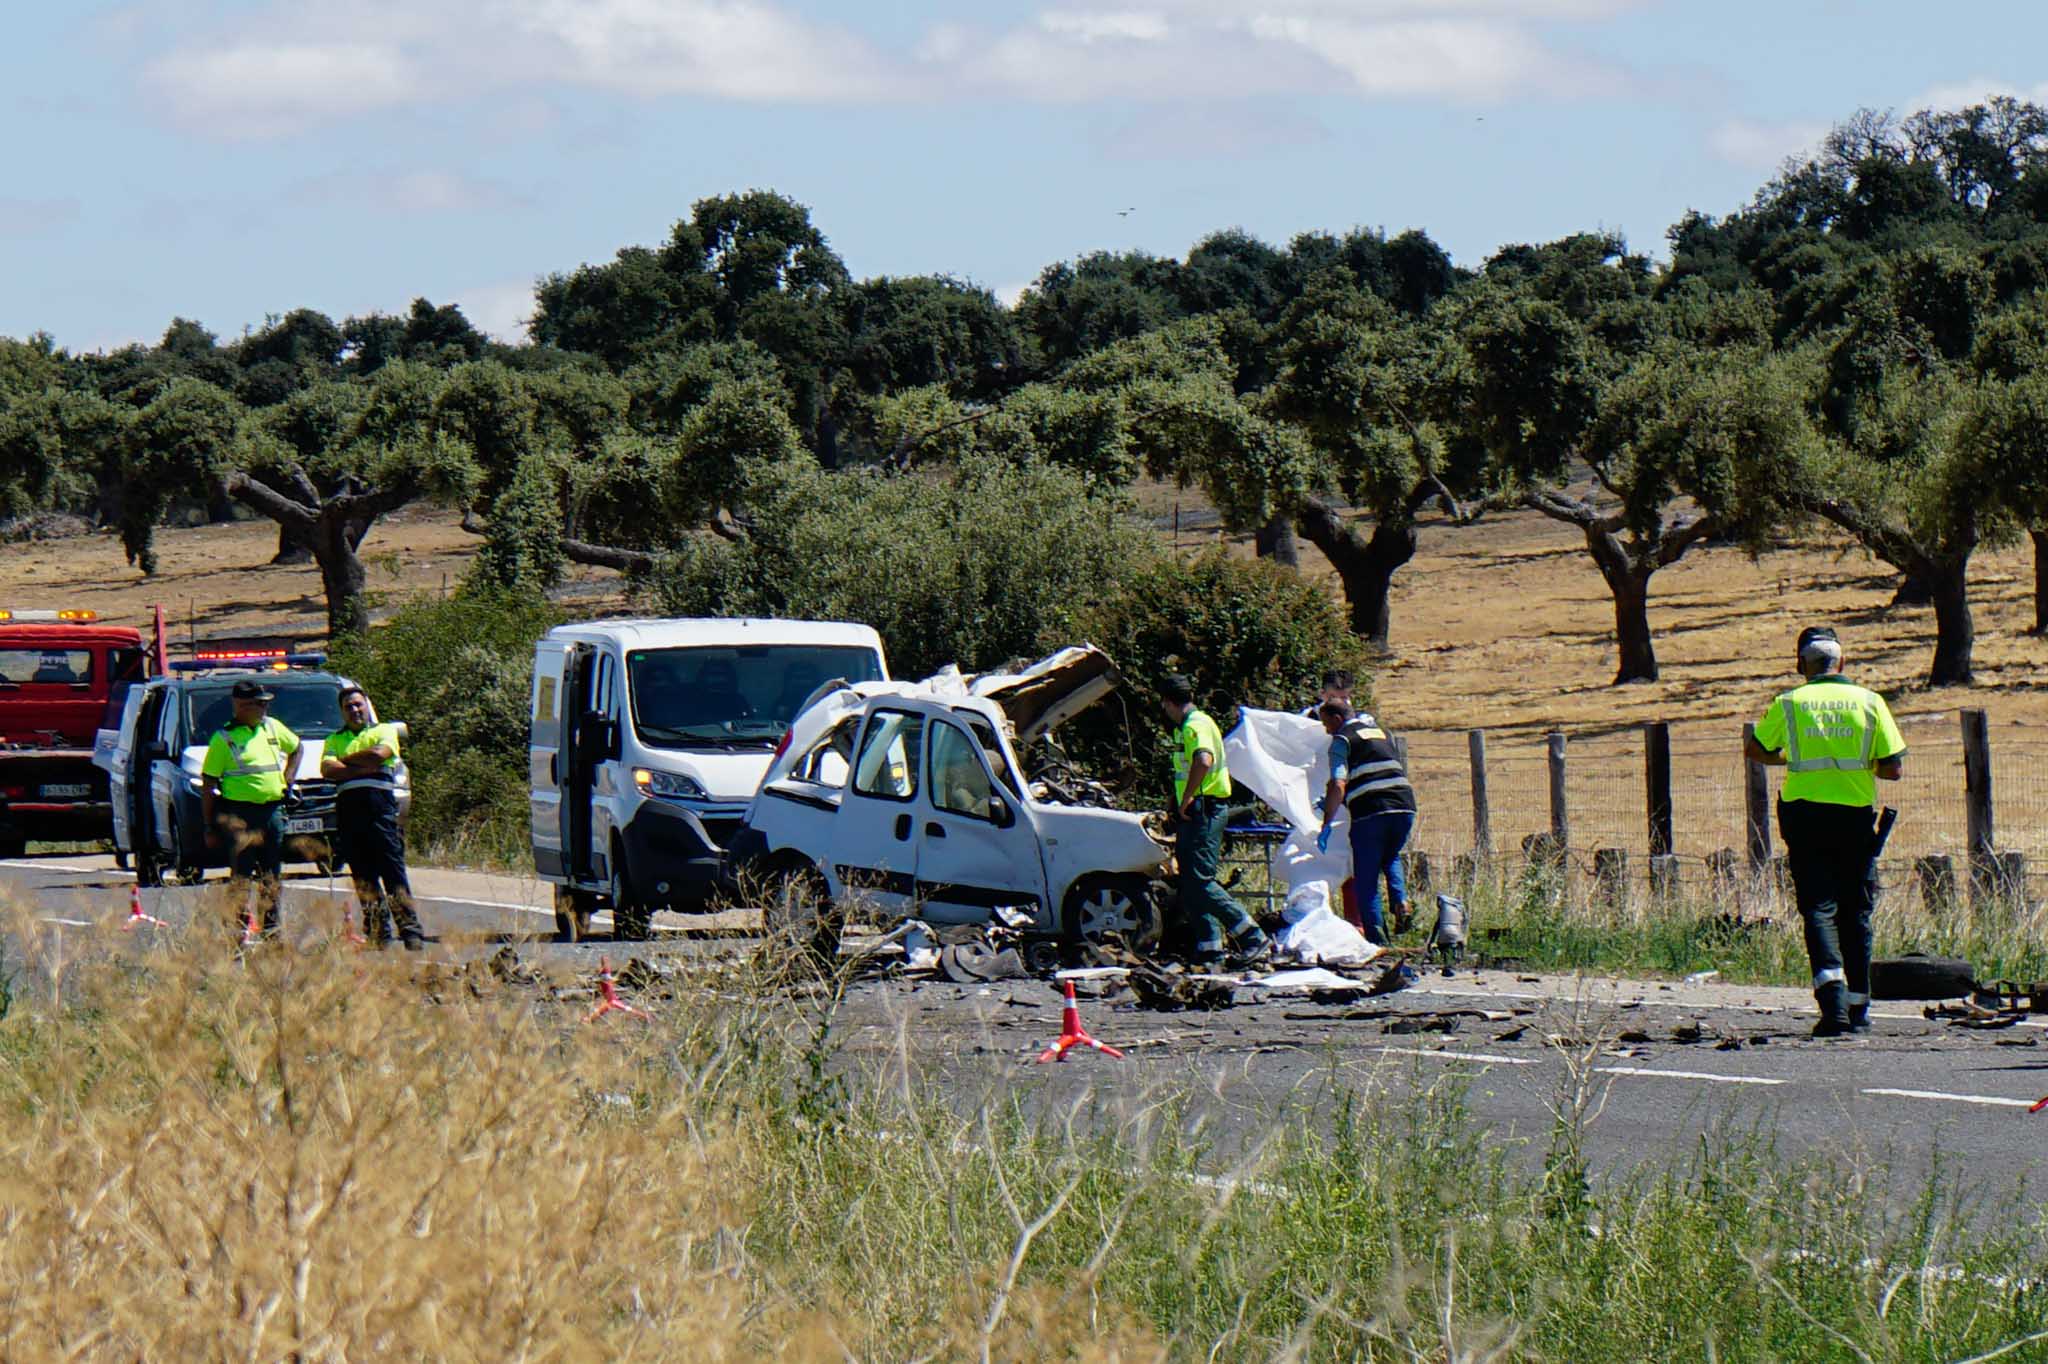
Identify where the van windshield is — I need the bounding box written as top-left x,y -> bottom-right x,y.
626,644 -> 884,750
185,681 -> 344,743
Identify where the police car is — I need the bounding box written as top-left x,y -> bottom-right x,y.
95,650 -> 409,886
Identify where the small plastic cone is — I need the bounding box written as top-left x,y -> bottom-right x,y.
585,957 -> 652,1022
1036,980 -> 1123,1063
123,883 -> 168,930
240,906 -> 261,947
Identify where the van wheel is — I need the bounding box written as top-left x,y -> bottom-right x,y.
135,848 -> 165,888
1063,874 -> 1164,954
554,887 -> 595,943
761,862 -> 840,966
609,843 -> 652,941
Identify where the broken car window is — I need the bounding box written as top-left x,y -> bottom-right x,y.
930,721 -> 999,821
852,710 -> 921,801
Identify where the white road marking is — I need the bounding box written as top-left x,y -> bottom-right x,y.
1597,1066 -> 1783,1086
38,917 -> 92,927
4,859 -> 118,873
1377,1046 -> 1540,1066
1861,1087 -> 2037,1109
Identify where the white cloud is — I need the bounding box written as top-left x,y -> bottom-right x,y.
449,279 -> 538,343
147,42 -> 418,126
1038,10 -> 1172,43
292,169 -> 528,215
136,0 -> 1643,135
1707,117 -> 1828,170
0,197 -> 82,238
1906,77 -> 2048,114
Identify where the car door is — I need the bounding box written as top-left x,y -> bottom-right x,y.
102,685 -> 147,852
148,688 -> 184,859
529,640 -> 570,878
556,643 -> 601,886
829,706 -> 926,918
915,714 -> 1049,925
122,687 -> 169,857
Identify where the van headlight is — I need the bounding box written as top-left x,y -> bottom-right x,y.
633,768 -> 708,801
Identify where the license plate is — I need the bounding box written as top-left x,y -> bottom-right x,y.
285,817 -> 324,835
38,783 -> 91,798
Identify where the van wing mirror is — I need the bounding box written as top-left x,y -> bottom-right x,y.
988,793 -> 1014,828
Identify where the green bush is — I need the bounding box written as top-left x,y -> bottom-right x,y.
1070,548 -> 1371,796
475,455 -> 565,592
328,589 -> 560,865
652,454 -> 1154,678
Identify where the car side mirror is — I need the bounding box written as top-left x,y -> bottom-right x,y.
988,794 -> 1014,828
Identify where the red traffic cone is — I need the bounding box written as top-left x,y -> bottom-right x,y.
239,903 -> 261,947
1036,979 -> 1123,1063
585,957 -> 652,1022
123,883 -> 168,930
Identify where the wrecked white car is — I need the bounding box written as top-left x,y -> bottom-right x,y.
722,646 -> 1170,957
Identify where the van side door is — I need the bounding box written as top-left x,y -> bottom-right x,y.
530,641 -> 571,879
915,714 -> 1050,925
102,685 -> 147,853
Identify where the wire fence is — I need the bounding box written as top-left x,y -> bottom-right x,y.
1385,710 -> 2048,920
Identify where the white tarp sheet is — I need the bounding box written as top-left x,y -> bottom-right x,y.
1224,708 -> 1381,966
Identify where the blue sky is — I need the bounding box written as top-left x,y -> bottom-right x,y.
6,1 -> 2045,352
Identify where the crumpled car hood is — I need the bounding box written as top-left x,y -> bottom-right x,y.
765,645 -> 1122,788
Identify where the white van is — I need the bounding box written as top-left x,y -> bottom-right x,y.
530,617 -> 887,940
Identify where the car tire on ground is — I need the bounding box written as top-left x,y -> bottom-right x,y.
1062,873 -> 1165,954
609,841 -> 652,941
1870,953 -> 1976,1000
760,860 -> 841,966
554,886 -> 596,943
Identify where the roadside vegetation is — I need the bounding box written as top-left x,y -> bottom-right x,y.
2,908 -> 2044,1360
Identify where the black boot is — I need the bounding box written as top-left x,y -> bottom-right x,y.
1848,997 -> 1872,1033
1812,982 -> 1853,1038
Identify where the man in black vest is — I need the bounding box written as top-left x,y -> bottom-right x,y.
1315,700 -> 1418,945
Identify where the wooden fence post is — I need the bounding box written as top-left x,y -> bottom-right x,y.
1468,728 -> 1491,861
1963,708 -> 1996,907
1742,723 -> 1770,873
1645,721 -> 1677,900
1547,730 -> 1568,851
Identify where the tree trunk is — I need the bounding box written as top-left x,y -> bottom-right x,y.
313,513 -> 370,639
1889,571 -> 1933,609
1293,499 -> 1414,647
1254,513 -> 1299,567
1583,526 -> 1658,684
1927,564 -> 1974,686
271,522 -> 314,565
2032,529 -> 2048,635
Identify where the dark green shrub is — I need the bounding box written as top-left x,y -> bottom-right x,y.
328,589 -> 561,862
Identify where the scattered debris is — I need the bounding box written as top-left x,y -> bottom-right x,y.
1385,1015 -> 1462,1035
1683,969 -> 1720,984
1370,961 -> 1420,996
1127,964 -> 1236,1012
940,943 -> 1027,984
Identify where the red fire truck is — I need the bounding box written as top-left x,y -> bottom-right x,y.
0,609 -> 149,858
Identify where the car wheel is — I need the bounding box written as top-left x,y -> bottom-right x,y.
135,847 -> 165,888
1063,873 -> 1165,953
1871,953 -> 1976,1000
609,842 -> 652,941
113,849 -> 129,871
760,861 -> 840,966
0,835 -> 25,861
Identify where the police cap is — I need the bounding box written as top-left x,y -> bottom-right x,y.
230,679 -> 276,702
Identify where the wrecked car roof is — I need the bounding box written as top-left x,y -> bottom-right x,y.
785,644 -> 1120,750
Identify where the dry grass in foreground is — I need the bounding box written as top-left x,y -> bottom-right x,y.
5,896 -> 2048,1361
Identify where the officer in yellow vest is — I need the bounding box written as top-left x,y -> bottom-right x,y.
200,677 -> 301,937
321,686 -> 422,950
1745,627 -> 1905,1037
1162,674 -> 1271,968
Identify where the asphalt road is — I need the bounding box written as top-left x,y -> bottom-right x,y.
6,852 -> 2046,1212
